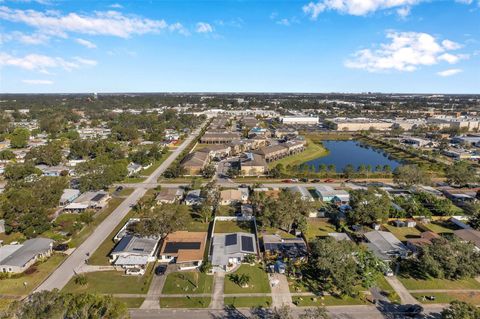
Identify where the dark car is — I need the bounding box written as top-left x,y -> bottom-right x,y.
311,179 -> 321,183
300,178 -> 309,183
53,243 -> 69,252
115,186 -> 124,192
403,304 -> 424,317
155,264 -> 167,276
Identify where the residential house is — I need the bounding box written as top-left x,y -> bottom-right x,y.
364,230 -> 408,262
158,231 -> 207,270
314,186 -> 350,204
454,229 -> 480,251
210,232 -> 257,272
181,151 -> 210,175
36,165 -> 69,177
185,189 -> 202,206
156,188 -> 184,204
263,234 -> 308,263
240,153 -> 268,176
127,163 -> 143,176
287,186 -> 314,202
199,144 -> 231,159
64,191 -> 111,212
254,144 -> 288,162
220,189 -> 248,206
59,189 -> 81,206
406,231 -> 440,252
109,235 -> 159,270
200,132 -> 241,144
328,232 -> 352,241
0,238 -> 54,273
392,219 -> 417,228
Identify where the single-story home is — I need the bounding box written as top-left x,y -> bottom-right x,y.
60,189 -> 81,206
127,163 -> 143,176
184,189 -> 203,206
0,238 -> 54,273
406,231 -> 440,252
314,186 -> 350,204
220,189 -> 248,206
288,186 -> 314,202
110,235 -> 159,270
36,165 -> 69,177
64,191 -> 111,212
158,231 -> 207,270
263,234 -> 308,262
156,188 -> 184,204
210,232 -> 257,272
364,230 -> 408,262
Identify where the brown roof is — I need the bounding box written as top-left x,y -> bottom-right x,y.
181,151 -> 209,168
454,229 -> 480,248
159,231 -> 207,263
242,153 -> 267,168
220,189 -> 243,201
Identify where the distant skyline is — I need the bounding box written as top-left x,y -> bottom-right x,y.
0,0 -> 479,94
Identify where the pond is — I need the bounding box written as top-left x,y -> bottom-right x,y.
305,140 -> 402,172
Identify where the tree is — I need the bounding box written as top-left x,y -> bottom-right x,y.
416,237 -> 480,280
9,128 -> 30,148
3,289 -> 129,319
343,164 -> 355,178
393,165 -> 431,187
347,188 -> 391,225
134,203 -> 189,239
441,300 -> 480,319
25,142 -> 63,166
446,161 -> 478,186
4,163 -> 41,181
201,164 -> 216,179
0,149 -> 15,160
307,237 -> 384,296
299,307 -> 329,319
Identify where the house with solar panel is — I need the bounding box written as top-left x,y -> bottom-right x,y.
210,232 -> 257,272
158,231 -> 207,270
63,190 -> 111,212
109,235 -> 159,273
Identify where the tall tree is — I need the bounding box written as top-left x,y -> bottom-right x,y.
441,300 -> 480,319
393,164 -> 431,187
134,203 -> 189,239
347,188 -> 391,225
446,161 -> 478,187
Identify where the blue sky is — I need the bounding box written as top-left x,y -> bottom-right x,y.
0,0 -> 479,93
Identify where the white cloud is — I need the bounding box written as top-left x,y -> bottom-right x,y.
277,18 -> 291,26
169,22 -> 190,36
396,6 -> 411,18
22,79 -> 53,84
109,3 -> 123,8
303,0 -> 422,18
345,31 -> 467,72
0,31 -> 50,45
0,6 -> 185,38
0,52 -> 97,72
196,22 -> 213,33
455,0 -> 472,4
437,68 -> 463,77
75,38 -> 96,48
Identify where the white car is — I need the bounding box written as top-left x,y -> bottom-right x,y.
126,268 -> 145,276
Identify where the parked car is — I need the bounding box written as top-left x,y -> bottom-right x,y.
324,179 -> 334,183
115,186 -> 123,192
311,179 -> 321,183
126,268 -> 145,276
282,179 -> 293,183
155,264 -> 167,276
403,304 -> 424,317
53,243 -> 69,252
300,178 -> 308,182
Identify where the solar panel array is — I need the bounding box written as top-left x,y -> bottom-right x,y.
163,242 -> 201,253
225,234 -> 238,246
241,235 -> 254,252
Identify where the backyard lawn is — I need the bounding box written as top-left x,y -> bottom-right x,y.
398,275 -> 480,290
214,221 -> 255,234
292,294 -> 369,307
420,221 -> 459,235
411,292 -> 480,305
224,297 -> 272,308
159,297 -> 211,308
383,224 -> 422,242
0,254 -> 66,296
260,227 -> 296,239
0,232 -> 26,245
162,272 -> 213,294
304,219 -> 337,240
224,264 -> 270,294
63,265 -> 154,295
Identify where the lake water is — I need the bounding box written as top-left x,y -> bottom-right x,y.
305,140 -> 401,172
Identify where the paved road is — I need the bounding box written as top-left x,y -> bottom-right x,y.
130,304 -> 446,319
117,181 -> 358,189
34,122 -> 207,293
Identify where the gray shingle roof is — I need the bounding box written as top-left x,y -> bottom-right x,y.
0,238 -> 53,268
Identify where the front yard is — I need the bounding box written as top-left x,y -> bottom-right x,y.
292,294 -> 369,307
411,292 -> 480,305
0,254 -> 66,296
63,265 -> 154,295
398,275 -> 480,290
162,272 -> 213,294
224,264 -> 270,294
224,297 -> 272,308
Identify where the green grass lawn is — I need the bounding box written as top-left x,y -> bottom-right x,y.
115,297 -> 145,308
88,211 -> 137,266
399,275 -> 480,290
260,227 -> 296,239
411,292 -> 480,305
69,197 -> 124,247
162,272 -> 213,294
375,276 -> 401,304
305,219 -> 337,240
63,265 -> 154,295
0,254 -> 66,296
0,298 -> 17,312
216,205 -> 236,217
214,221 -> 255,234
224,264 -> 270,294
268,138 -> 328,168
292,294 -> 369,307
122,153 -> 172,183
159,297 -> 211,308
420,221 -> 459,235
383,224 -> 422,242
115,188 -> 135,197
186,218 -> 210,232
224,297 -> 272,308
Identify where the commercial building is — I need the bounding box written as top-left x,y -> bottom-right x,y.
281,116 -> 319,125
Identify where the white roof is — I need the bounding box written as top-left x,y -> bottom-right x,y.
114,255 -> 149,266
64,203 -> 89,210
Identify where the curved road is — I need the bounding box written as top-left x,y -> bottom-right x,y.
34,122 -> 207,292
